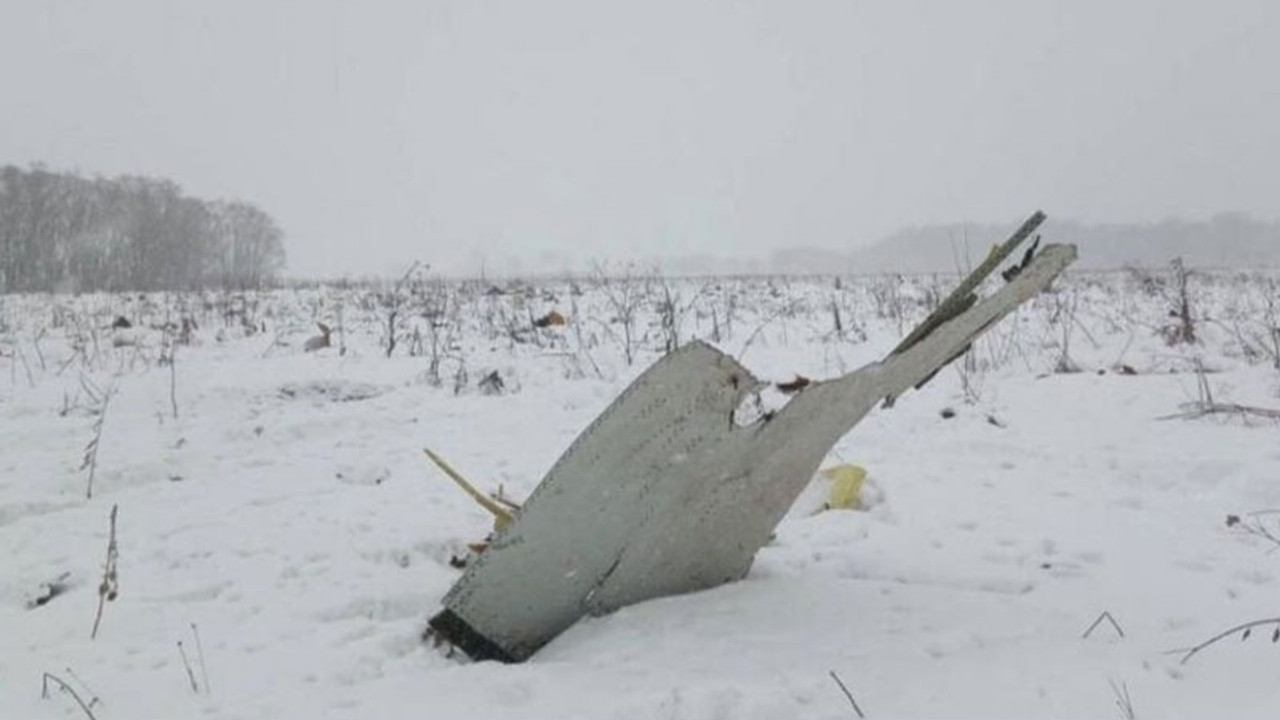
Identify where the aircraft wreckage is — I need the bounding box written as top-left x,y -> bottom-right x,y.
427,211 -> 1076,662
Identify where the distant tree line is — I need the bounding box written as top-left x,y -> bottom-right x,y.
0,164 -> 285,293
852,212 -> 1280,273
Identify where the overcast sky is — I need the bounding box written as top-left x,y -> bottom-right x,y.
3,0 -> 1277,276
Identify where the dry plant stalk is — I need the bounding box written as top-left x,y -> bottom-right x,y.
80,379 -> 114,499
384,260 -> 422,358
178,640 -> 199,693
828,670 -> 867,719
1158,359 -> 1280,421
192,622 -> 211,693
1081,610 -> 1126,639
1225,510 -> 1280,550
41,672 -> 98,720
1172,616 -> 1280,665
168,340 -> 178,420
90,504 -> 119,640
1109,678 -> 1136,720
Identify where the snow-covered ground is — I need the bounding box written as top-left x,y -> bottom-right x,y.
2,268 -> 1279,719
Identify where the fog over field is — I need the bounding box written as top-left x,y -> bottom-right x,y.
3,1 -> 1279,277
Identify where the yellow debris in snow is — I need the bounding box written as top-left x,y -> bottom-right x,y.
820,464 -> 867,510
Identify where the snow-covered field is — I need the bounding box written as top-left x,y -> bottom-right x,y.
3,268 -> 1279,719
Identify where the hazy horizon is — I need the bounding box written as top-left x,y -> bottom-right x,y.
5,1 -> 1278,278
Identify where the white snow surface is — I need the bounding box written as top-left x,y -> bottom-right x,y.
2,270 -> 1280,719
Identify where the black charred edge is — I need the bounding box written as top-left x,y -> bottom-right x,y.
427,609 -> 518,663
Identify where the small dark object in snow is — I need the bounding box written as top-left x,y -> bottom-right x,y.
478,370 -> 505,395
449,555 -> 468,569
422,626 -> 460,659
1226,514 -> 1241,527
986,414 -> 1006,428
304,322 -> 331,352
1119,365 -> 1138,375
168,474 -> 184,482
776,375 -> 811,394
27,572 -> 71,609
111,316 -> 132,329
1096,369 -> 1106,375
940,407 -> 956,419
533,310 -> 566,328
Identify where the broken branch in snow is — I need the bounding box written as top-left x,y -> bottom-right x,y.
829,670 -> 867,719
1158,402 -> 1280,422
1082,610 -> 1126,639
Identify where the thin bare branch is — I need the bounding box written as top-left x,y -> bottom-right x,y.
829,670 -> 867,718
90,504 -> 119,640
41,673 -> 98,720
1082,610 -> 1126,639
1170,617 -> 1280,665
